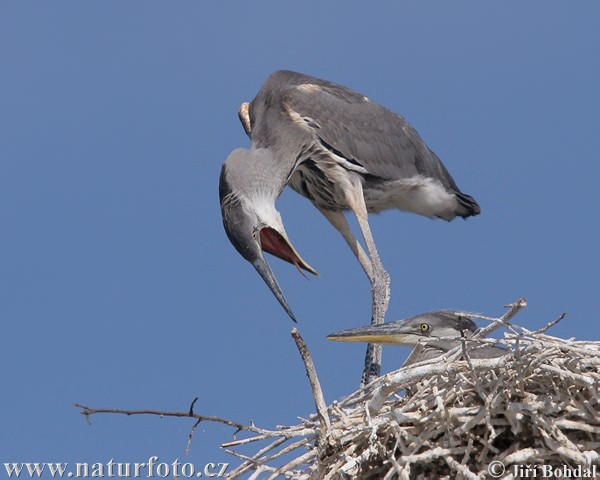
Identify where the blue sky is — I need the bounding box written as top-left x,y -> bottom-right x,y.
1,1 -> 599,475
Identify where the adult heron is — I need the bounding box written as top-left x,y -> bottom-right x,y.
328,311 -> 507,367
220,71 -> 480,382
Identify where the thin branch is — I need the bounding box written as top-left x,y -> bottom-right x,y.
73,402 -> 312,441
517,312 -> 567,337
291,327 -> 331,454
186,419 -> 201,455
188,397 -> 199,415
222,434 -> 272,448
474,297 -> 528,339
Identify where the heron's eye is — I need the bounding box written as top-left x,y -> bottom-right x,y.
420,323 -> 430,332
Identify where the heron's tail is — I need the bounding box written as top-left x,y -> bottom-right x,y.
454,191 -> 481,218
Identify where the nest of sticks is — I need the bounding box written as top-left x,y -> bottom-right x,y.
220,299 -> 600,479
76,299 -> 600,479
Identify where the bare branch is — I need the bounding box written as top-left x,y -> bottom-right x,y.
291,327 -> 331,454
473,297 -> 528,339
73,402 -> 314,443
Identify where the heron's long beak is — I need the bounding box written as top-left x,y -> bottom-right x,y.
259,227 -> 318,277
252,252 -> 297,322
327,321 -> 422,346
251,227 -> 318,323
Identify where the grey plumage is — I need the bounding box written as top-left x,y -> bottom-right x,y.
242,71 -> 479,218
220,70 -> 480,381
328,311 -> 508,366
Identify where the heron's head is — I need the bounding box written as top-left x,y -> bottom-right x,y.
327,311 -> 477,349
219,148 -> 318,322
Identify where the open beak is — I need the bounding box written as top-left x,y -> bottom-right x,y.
327,321 -> 422,346
251,227 -> 318,323
259,227 -> 318,277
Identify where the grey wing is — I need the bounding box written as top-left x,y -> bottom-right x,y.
282,83 -> 462,191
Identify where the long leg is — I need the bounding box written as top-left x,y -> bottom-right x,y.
318,208 -> 374,282
347,183 -> 391,386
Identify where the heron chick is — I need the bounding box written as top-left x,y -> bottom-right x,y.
220,71 -> 480,323
328,311 -> 507,366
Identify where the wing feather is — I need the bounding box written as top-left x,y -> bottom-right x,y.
281,80 -> 462,192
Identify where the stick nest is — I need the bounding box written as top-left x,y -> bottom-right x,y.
225,307 -> 600,479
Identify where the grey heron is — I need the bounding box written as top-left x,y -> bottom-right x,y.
219,71 -> 480,382
328,311 -> 507,367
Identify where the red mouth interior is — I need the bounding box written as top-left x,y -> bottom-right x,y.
260,227 -> 313,277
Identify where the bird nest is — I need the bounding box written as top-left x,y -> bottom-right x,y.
76,300 -> 600,479
220,300 -> 600,479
